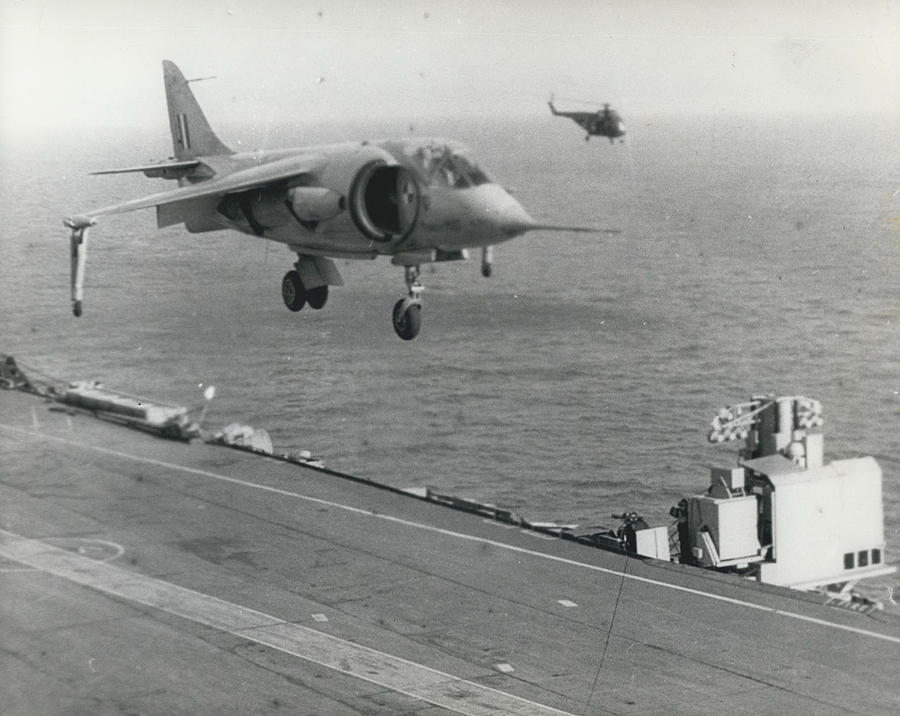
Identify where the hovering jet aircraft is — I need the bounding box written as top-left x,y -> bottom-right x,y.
65,62 -> 612,340
549,98 -> 626,143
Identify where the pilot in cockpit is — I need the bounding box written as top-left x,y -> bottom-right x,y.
410,142 -> 492,189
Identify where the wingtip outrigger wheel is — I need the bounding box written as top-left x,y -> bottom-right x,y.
64,215 -> 96,317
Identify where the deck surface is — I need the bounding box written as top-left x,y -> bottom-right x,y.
2,389 -> 898,715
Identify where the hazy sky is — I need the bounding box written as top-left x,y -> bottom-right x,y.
2,0 -> 898,137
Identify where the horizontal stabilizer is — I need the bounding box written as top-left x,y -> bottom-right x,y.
91,160 -> 200,178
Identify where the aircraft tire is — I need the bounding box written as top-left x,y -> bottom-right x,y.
392,300 -> 421,340
307,285 -> 328,310
282,271 -> 306,311
481,263 -> 492,278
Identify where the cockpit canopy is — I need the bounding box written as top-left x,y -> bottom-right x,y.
390,139 -> 495,190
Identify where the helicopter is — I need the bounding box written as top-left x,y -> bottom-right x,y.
548,97 -> 626,143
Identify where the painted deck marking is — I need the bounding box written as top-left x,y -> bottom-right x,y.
482,519 -> 517,529
3,423 -> 900,647
558,600 -> 578,608
520,529 -> 556,541
0,530 -> 572,716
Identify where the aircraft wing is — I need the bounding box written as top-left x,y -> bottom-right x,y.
68,153 -> 327,223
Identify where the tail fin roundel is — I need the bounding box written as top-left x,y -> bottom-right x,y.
163,60 -> 232,159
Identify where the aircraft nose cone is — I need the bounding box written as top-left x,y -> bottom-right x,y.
497,198 -> 537,238
462,184 -> 537,241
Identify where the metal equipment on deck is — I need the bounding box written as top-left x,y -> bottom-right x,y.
0,355 -> 33,392
0,354 -> 57,396
58,381 -> 202,441
1,354 -> 208,442
673,395 -> 895,597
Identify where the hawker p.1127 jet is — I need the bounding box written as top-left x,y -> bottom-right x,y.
65,61 -> 612,339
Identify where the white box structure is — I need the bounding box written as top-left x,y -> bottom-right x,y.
634,526 -> 670,560
745,454 -> 892,588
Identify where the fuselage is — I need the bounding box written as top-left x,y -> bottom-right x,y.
588,110 -> 626,138
572,110 -> 625,139
187,138 -> 535,260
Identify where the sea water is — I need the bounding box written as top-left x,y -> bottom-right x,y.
1,113 -> 897,594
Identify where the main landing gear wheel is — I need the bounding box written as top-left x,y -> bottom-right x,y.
306,285 -> 328,310
282,270 -> 306,311
393,300 -> 421,340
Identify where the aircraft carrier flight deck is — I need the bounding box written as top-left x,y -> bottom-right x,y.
2,386 -> 899,715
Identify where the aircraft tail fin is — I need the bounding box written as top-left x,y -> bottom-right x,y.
163,60 -> 233,159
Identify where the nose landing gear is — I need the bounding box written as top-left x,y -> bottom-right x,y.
481,246 -> 493,278
392,265 -> 423,340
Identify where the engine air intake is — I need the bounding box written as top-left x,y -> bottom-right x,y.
350,162 -> 420,242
